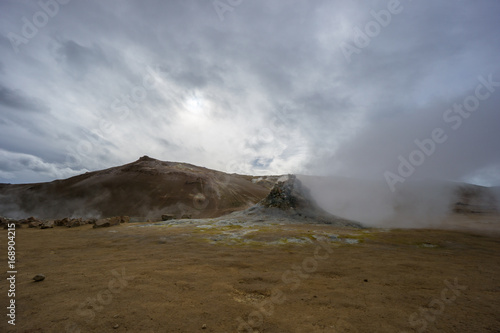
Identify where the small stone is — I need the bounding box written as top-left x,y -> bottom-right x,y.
28,221 -> 41,228
161,214 -> 176,221
113,324 -> 119,329
33,274 -> 45,282
40,220 -> 54,229
202,324 -> 207,329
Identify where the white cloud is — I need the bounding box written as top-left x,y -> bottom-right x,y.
0,0 -> 499,185
0,149 -> 87,182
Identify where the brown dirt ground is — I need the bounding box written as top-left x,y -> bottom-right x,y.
1,219 -> 499,333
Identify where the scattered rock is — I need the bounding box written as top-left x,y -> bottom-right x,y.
108,216 -> 122,225
33,274 -> 45,282
0,217 -> 22,229
113,324 -> 119,329
202,324 -> 207,329
18,218 -> 29,225
4,215 -> 148,229
94,219 -> 112,228
67,218 -> 84,228
2,220 -> 21,229
93,217 -> 121,228
55,218 -> 69,226
40,220 -> 54,229
29,221 -> 42,228
26,217 -> 43,228
54,217 -> 97,228
260,175 -> 299,210
161,214 -> 176,221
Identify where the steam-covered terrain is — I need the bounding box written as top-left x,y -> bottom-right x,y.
300,175 -> 500,231
1,157 -> 498,232
2,1 -> 500,331
1,158 -> 499,333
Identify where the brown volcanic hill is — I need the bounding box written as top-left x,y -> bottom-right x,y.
0,156 -> 273,220
452,183 -> 499,214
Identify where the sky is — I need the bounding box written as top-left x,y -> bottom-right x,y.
0,0 -> 499,187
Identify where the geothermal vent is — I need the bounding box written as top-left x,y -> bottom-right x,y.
245,175 -> 363,228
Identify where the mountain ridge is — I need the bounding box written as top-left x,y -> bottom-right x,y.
1,156 -> 497,224
0,156 -> 276,220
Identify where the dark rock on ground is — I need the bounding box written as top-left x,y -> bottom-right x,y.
161,214 -> 176,221
26,217 -> 43,228
40,220 -> 54,229
55,218 -> 69,226
93,219 -> 111,228
67,218 -> 84,228
29,221 -> 42,228
93,216 -> 125,228
33,274 -> 45,282
0,216 -> 21,229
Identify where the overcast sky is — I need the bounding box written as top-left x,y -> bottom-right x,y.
0,0 -> 499,186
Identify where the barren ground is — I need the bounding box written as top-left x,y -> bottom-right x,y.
1,217 -> 499,333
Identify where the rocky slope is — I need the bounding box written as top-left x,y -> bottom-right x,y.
241,175 -> 363,227
0,156 -> 273,220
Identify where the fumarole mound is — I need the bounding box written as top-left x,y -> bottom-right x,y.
245,175 -> 363,228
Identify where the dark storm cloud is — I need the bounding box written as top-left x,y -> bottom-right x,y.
0,0 -> 498,185
51,39 -> 110,80
0,86 -> 49,113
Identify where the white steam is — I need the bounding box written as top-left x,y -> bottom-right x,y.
298,175 -> 459,228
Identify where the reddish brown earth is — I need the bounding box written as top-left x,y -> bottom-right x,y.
0,157 -> 275,221
1,157 -> 498,224
1,215 -> 499,333
1,159 -> 499,332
